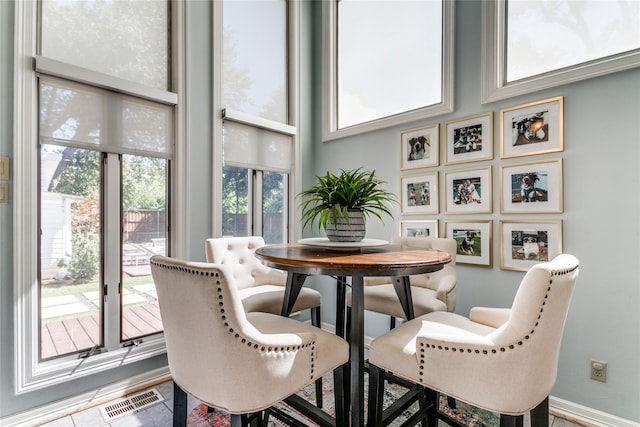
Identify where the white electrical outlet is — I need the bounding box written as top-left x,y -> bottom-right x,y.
590,359 -> 607,383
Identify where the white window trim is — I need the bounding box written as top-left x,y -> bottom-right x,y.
481,1 -> 640,104
321,0 -> 454,142
13,0 -> 187,393
212,0 -> 301,242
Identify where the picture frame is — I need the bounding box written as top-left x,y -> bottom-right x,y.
401,172 -> 439,214
500,220 -> 562,271
500,96 -> 563,159
444,166 -> 492,214
400,220 -> 438,238
401,124 -> 439,170
445,220 -> 492,267
500,158 -> 563,213
444,112 -> 493,165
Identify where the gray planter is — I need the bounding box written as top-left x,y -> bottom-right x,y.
325,209 -> 366,242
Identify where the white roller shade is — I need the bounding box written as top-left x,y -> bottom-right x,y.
223,120 -> 292,173
39,75 -> 173,158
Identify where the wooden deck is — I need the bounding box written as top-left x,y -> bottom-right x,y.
41,302 -> 163,359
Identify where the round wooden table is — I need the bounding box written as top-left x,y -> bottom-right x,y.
255,243 -> 452,426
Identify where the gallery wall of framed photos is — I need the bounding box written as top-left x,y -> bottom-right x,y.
398,95 -> 564,270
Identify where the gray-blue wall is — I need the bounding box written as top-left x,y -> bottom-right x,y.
1,0 -> 638,423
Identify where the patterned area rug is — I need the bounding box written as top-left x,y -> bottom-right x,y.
187,372 -> 498,426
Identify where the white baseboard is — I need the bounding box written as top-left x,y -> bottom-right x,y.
550,396 -> 639,427
0,366 -> 171,427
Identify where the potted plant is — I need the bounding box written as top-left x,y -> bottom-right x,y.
298,168 -> 398,242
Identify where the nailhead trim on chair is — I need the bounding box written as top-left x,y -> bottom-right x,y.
417,265 -> 578,382
151,259 -> 317,381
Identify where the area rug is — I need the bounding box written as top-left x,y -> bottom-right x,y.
187,372 -> 498,426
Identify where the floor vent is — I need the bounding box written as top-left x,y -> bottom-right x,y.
99,388 -> 164,421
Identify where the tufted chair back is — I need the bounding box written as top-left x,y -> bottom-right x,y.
364,236 -> 457,311
150,255 -> 347,415
205,236 -> 287,290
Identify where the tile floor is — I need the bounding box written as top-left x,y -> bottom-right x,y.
37,379 -> 585,427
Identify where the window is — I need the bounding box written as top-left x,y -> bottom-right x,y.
322,0 -> 454,141
481,0 -> 640,102
14,0 -> 180,392
217,0 -> 295,242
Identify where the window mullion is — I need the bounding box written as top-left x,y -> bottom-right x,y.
102,153 -> 122,350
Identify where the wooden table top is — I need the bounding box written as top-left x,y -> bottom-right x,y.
255,243 -> 452,276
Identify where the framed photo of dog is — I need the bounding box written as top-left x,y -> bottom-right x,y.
400,220 -> 438,238
444,112 -> 493,165
401,124 -> 439,170
445,220 -> 492,267
500,158 -> 562,213
444,166 -> 492,214
401,172 -> 439,214
500,220 -> 562,271
500,96 -> 563,159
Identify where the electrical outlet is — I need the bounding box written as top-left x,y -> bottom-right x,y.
590,359 -> 607,382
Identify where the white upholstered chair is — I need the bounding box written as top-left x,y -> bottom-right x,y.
346,236 -> 457,332
205,236 -> 325,407
150,256 -> 349,427
367,254 -> 579,427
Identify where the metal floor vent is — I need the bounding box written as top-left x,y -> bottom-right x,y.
99,388 -> 164,421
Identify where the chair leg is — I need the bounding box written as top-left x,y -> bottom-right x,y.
530,396 -> 549,427
310,306 -> 324,408
173,382 -> 187,427
425,387 -> 438,427
447,395 -> 457,409
366,363 -> 385,427
499,414 -> 524,427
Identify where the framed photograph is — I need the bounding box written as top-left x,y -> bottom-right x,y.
444,166 -> 492,214
500,158 -> 563,213
401,124 -> 439,170
445,220 -> 492,267
500,96 -> 563,159
500,220 -> 562,271
444,112 -> 493,165
401,172 -> 439,214
400,220 -> 438,238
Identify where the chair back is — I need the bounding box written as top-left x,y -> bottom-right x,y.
205,236 -> 286,289
491,253 -> 579,398
417,253 -> 579,414
391,236 -> 457,309
150,255 -> 316,413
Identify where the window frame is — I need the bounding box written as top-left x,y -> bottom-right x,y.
213,0 -> 301,242
481,1 -> 640,103
13,0 -> 185,393
321,0 -> 454,142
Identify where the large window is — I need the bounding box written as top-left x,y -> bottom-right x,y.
481,0 -> 640,102
15,0 -> 179,392
323,0 -> 454,141
218,0 -> 295,242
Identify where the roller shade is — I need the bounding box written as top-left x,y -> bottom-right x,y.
223,120 -> 292,173
39,75 -> 173,158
